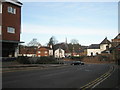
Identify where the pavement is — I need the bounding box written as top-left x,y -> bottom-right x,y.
1,60 -> 120,73
2,63 -> 68,73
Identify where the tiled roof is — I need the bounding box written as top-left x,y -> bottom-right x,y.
19,47 -> 38,54
88,44 -> 100,49
39,46 -> 52,50
100,37 -> 111,44
54,43 -> 69,51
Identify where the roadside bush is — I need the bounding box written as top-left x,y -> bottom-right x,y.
29,57 -> 38,64
70,56 -> 85,60
36,56 -> 58,64
17,56 -> 31,64
98,55 -> 109,61
17,56 -> 63,64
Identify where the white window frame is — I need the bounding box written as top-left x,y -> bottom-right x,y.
8,6 -> 16,14
44,51 -> 47,54
7,27 -> 15,34
0,3 -> 2,13
8,6 -> 12,13
14,8 -> 16,14
38,55 -> 41,57
38,51 -> 41,53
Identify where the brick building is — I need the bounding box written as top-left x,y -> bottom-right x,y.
110,33 -> 120,64
0,0 -> 22,57
112,33 -> 120,47
36,46 -> 53,57
19,46 -> 37,57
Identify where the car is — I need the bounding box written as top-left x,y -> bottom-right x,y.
71,61 -> 84,65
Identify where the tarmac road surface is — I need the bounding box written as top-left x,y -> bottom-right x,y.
2,63 -> 119,89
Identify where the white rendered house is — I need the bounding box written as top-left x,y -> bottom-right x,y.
87,37 -> 111,56
87,44 -> 101,56
54,48 -> 65,58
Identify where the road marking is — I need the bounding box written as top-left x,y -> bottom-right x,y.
91,66 -> 115,89
80,65 -> 115,90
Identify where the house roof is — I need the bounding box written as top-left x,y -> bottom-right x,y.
39,46 -> 52,50
116,44 -> 120,49
54,43 -> 69,52
88,44 -> 100,49
100,37 -> 111,44
0,40 -> 24,43
2,0 -> 23,6
114,33 -> 120,39
19,46 -> 38,54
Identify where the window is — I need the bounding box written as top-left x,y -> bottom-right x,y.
38,55 -> 41,57
0,3 -> 2,13
8,6 -> 16,14
38,51 -> 41,53
44,51 -> 47,54
7,27 -> 15,34
0,26 -> 1,35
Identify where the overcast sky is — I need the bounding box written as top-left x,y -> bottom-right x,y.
20,0 -> 118,46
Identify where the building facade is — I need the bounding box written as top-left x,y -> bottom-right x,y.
100,37 -> 111,52
110,33 -> 120,64
36,46 -> 53,57
54,48 -> 65,58
87,37 -> 111,56
0,0 -> 22,57
112,33 -> 120,47
19,46 -> 37,57
87,44 -> 101,56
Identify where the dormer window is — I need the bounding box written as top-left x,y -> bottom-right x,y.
8,6 -> 16,14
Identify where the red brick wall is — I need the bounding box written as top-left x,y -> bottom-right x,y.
36,47 -> 49,56
0,13 -> 2,40
2,2 -> 21,41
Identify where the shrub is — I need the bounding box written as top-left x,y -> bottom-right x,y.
17,56 -> 31,64
70,56 -> 85,60
98,55 -> 109,61
17,56 -> 62,64
36,56 -> 58,64
29,57 -> 38,64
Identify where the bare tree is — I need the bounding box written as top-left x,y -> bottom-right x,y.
48,36 -> 58,46
27,38 -> 41,47
70,39 -> 79,44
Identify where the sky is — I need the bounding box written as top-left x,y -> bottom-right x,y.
20,0 -> 118,46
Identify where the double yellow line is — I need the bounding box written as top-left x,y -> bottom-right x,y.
80,66 -> 115,90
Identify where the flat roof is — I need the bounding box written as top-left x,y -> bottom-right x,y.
1,0 -> 22,7
0,40 -> 24,43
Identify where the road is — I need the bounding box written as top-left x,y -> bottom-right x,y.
2,63 -> 119,89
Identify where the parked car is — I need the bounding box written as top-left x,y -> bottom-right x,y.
71,61 -> 84,65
